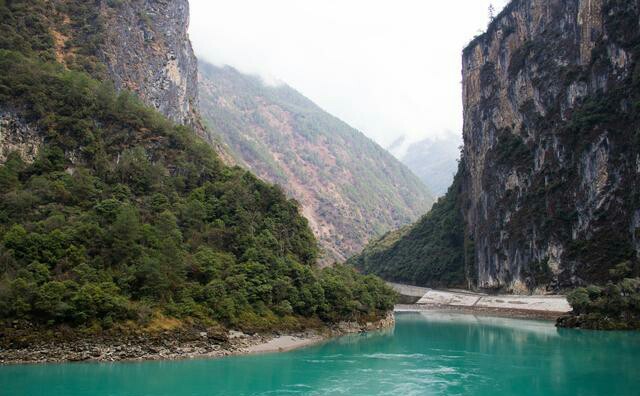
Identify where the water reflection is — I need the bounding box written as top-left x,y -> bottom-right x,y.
417,311 -> 559,335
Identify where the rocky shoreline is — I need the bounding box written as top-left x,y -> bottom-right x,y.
0,313 -> 395,365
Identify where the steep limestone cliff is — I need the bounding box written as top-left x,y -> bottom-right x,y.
1,0 -> 232,162
96,0 -> 236,161
352,0 -> 640,292
461,0 -> 639,291
97,0 -> 200,133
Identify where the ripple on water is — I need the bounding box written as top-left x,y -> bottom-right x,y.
361,353 -> 428,360
303,359 -> 356,364
406,367 -> 457,375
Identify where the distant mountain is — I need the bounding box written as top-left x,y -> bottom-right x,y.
386,136 -> 408,157
388,135 -> 460,197
198,62 -> 434,262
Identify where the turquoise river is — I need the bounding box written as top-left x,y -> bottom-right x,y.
2,312 -> 640,395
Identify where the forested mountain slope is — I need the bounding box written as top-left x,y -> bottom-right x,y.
352,0 -> 640,292
198,62 -> 434,262
0,0 -> 394,337
348,164 -> 467,288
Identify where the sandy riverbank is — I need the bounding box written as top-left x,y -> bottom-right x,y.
242,334 -> 326,354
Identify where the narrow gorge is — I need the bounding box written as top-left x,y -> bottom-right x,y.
2,0 -> 640,393
353,0 -> 640,292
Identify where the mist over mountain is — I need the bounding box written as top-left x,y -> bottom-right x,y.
388,134 -> 461,197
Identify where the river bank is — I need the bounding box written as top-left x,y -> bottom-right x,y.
388,282 -> 571,321
0,313 -> 394,365
4,312 -> 640,396
395,304 -> 565,321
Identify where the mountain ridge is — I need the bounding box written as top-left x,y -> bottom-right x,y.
198,61 -> 434,262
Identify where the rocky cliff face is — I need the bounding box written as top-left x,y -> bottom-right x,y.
461,0 -> 640,291
97,0 -> 201,134
7,0 -> 231,161
0,111 -> 42,164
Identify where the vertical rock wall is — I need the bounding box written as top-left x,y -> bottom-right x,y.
98,0 -> 202,134
461,0 -> 640,291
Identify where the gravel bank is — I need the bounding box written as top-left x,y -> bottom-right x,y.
0,313 -> 395,365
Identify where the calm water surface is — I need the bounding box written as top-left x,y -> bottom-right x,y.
2,312 -> 639,395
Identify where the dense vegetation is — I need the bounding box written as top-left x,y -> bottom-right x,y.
348,165 -> 467,288
0,0 -> 395,335
198,62 -> 433,262
0,0 -> 107,77
558,263 -> 640,330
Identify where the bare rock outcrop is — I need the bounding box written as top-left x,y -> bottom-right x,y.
97,0 -> 201,133
0,111 -> 42,164
460,0 -> 639,290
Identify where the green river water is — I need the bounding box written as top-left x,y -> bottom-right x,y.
2,312 -> 639,395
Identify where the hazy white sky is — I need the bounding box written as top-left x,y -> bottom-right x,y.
189,0 -> 509,148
